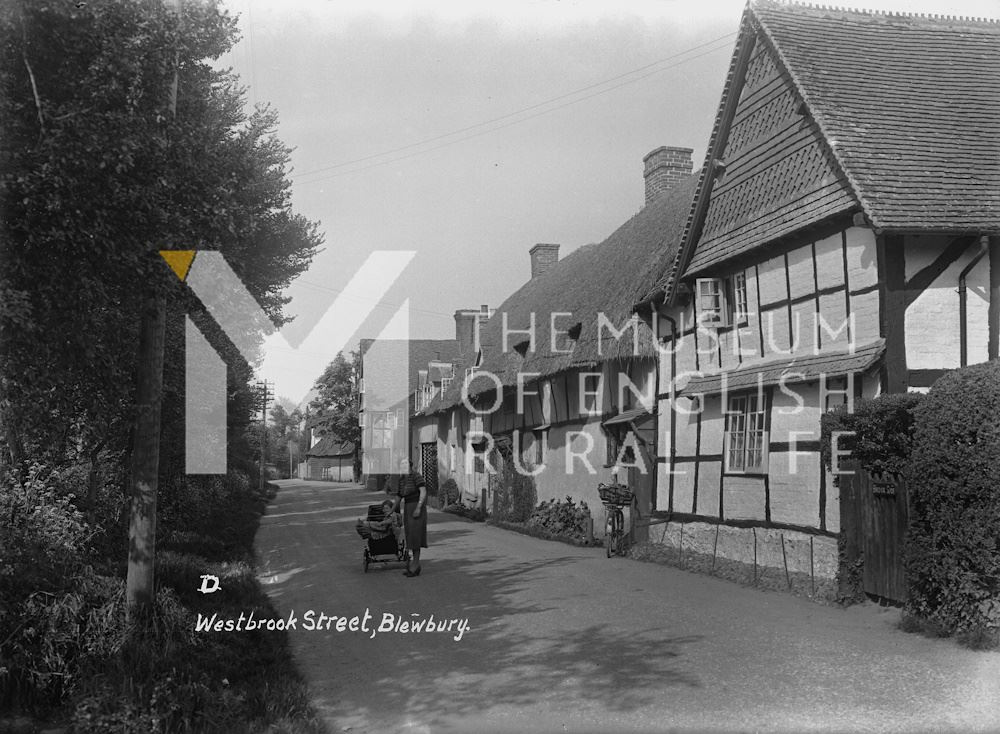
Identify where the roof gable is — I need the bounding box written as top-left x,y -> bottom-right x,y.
650,0 -> 1000,304
754,1 -> 1000,234
686,30 -> 856,274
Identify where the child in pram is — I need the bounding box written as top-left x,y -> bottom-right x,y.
357,499 -> 410,572
357,499 -> 403,543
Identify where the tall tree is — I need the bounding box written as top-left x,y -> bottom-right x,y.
0,0 -> 322,607
309,351 -> 361,475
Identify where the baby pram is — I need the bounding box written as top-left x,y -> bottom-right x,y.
356,503 -> 410,572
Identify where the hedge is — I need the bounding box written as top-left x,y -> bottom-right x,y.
819,392 -> 923,476
906,361 -> 1000,638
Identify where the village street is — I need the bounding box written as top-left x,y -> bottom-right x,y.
255,480 -> 1000,734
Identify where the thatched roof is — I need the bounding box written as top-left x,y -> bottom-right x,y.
422,173 -> 698,415
360,337 -> 460,395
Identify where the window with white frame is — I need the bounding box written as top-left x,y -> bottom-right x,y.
441,376 -> 453,394
731,271 -> 749,324
725,392 -> 769,473
581,373 -> 602,415
697,272 -> 749,327
697,278 -> 725,324
372,414 -> 393,449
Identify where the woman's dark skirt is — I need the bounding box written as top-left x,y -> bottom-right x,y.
403,501 -> 428,549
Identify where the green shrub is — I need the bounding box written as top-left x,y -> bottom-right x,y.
437,477 -> 460,509
526,496 -> 592,541
905,361 -> 1000,639
0,464 -> 103,709
490,457 -> 538,523
820,392 -> 923,476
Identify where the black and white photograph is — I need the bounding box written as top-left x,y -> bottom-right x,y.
2,0 -> 1000,731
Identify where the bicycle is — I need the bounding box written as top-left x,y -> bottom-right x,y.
598,482 -> 634,558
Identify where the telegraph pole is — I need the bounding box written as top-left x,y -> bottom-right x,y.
256,379 -> 272,491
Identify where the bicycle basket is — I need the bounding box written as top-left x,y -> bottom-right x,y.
598,483 -> 633,506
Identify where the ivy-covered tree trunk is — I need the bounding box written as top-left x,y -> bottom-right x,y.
126,290 -> 166,617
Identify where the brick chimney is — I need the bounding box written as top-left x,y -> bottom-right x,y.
643,146 -> 693,204
529,243 -> 560,279
454,304 -> 492,356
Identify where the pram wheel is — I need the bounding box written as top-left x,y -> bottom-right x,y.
363,549 -> 371,573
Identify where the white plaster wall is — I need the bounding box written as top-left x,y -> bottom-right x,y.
757,254 -> 787,305
768,452 -> 820,528
814,232 -> 844,291
905,236 -> 990,370
787,245 -> 814,300
850,290 -> 881,346
844,226 -> 879,291
723,475 -> 767,520
699,395 -> 725,456
698,460 -> 722,517
671,464 -> 696,513
764,306 -> 792,355
817,292 -> 850,349
790,300 -> 817,354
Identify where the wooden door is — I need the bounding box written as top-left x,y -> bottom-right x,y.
839,461 -> 909,603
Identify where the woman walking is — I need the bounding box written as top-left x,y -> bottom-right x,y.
395,459 -> 427,577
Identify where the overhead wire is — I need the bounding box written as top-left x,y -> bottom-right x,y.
292,32 -> 737,185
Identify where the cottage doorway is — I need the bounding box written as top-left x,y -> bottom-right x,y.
420,442 -> 439,499
627,440 -> 654,543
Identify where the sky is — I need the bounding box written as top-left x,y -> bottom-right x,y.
214,0 -> 1000,407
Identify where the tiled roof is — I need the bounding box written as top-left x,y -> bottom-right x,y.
306,437 -> 354,457
422,173 -> 698,414
753,1 -> 1000,233
677,338 -> 885,395
643,1 -> 1000,302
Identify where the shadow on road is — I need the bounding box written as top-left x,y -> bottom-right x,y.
258,482 -> 705,730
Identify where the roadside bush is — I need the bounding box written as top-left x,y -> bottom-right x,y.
0,464 -> 105,710
437,477 -> 460,509
905,361 -> 1000,643
490,457 -> 538,523
820,392 -> 923,476
526,496 -> 592,542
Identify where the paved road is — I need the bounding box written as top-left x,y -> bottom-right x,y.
255,480 -> 1000,734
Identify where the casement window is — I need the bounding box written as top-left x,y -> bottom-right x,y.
581,373 -> 603,415
441,376 -> 453,395
724,392 -> 769,473
697,278 -> 726,324
697,272 -> 749,327
372,414 -> 393,449
731,271 -> 749,324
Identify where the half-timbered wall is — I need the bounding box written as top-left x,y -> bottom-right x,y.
903,234 -> 990,384
433,359 -> 655,521
658,223 -> 880,529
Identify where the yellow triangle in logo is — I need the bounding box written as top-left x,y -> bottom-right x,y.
160,250 -> 196,281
